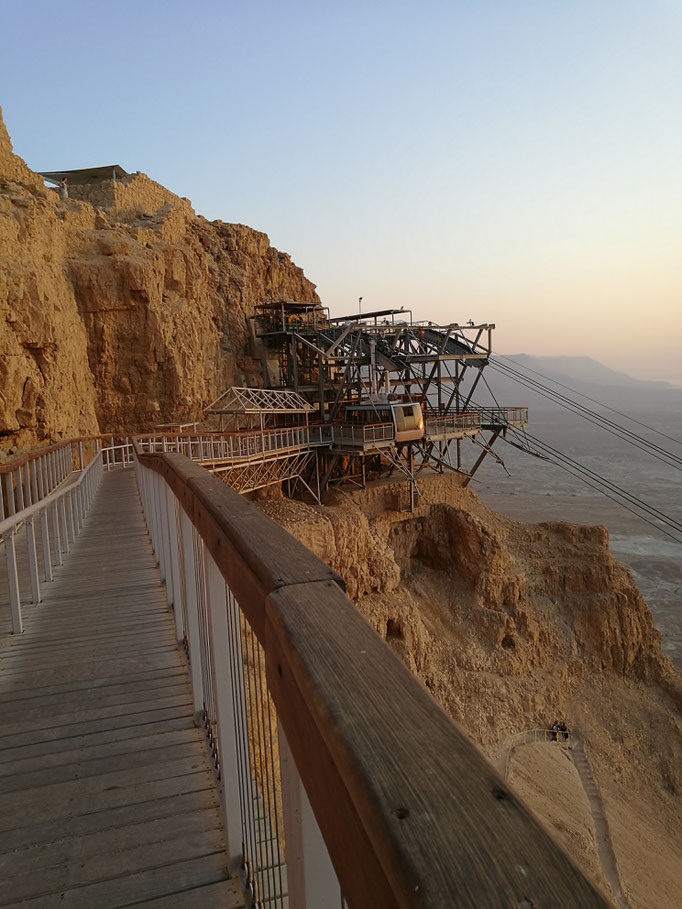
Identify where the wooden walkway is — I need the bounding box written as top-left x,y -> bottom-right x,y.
0,469 -> 244,908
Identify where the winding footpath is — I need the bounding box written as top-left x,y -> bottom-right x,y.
505,732 -> 631,909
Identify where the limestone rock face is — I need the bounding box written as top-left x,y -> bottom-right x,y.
0,107 -> 318,457
257,475 -> 682,908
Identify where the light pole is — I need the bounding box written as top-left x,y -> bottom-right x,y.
358,296 -> 363,315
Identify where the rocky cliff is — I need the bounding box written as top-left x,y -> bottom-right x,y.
0,107 -> 318,458
258,476 -> 682,908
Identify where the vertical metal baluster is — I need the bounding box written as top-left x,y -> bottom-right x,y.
24,463 -> 33,507
30,459 -> 39,505
3,530 -> 23,634
40,509 -> 53,583
46,451 -> 53,494
205,552 -> 244,873
73,483 -> 82,532
26,517 -> 41,604
179,507 -> 205,716
51,503 -> 63,566
58,497 -> 70,553
166,489 -> 184,641
67,492 -> 76,543
16,467 -> 25,512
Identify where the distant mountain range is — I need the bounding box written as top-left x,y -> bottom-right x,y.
476,354 -> 682,413
500,355 -> 676,391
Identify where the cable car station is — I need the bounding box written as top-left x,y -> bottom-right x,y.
200,302 -> 528,507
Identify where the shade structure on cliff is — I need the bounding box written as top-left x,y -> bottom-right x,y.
205,386 -> 313,414
39,165 -> 129,185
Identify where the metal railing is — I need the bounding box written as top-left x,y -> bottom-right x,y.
0,441 -> 78,521
0,445 -> 120,634
424,412 -> 482,436
0,436 -> 133,523
136,427 -> 328,463
480,406 -> 529,426
504,727 -> 576,779
327,422 -> 395,447
1,433 -> 607,907
133,443 -> 608,908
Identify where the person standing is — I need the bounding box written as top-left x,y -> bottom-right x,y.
58,176 -> 68,198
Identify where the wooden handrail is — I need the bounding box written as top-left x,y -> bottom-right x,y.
134,443 -> 608,908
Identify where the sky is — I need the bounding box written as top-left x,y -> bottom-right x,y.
1,0 -> 681,381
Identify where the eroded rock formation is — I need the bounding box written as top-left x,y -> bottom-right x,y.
0,107 -> 318,457
257,476 -> 682,908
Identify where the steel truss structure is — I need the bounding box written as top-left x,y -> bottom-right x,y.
208,450 -> 317,497
202,303 -> 528,505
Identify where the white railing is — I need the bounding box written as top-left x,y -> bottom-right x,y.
135,427 -> 328,463
134,450 -> 343,908
327,422 -> 395,446
0,449 -> 108,634
424,412 -> 482,436
480,407 -> 529,426
134,446 -> 606,908
0,437 -> 134,524
0,443 -> 75,521
504,726 -> 576,779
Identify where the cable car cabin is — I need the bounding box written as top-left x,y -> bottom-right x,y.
344,402 -> 424,443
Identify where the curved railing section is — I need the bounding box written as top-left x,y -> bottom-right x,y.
504,727 -> 577,779
1,448 -> 103,633
133,443 -> 609,908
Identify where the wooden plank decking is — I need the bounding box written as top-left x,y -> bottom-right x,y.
0,469 -> 244,908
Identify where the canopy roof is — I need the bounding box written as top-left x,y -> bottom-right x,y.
39,165 -> 129,185
205,386 -> 313,414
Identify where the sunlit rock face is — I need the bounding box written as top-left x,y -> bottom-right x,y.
257,475 -> 682,909
0,106 -> 318,458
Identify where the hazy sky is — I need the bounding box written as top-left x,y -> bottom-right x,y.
2,1 -> 680,381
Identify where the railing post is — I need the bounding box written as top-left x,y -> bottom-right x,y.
16,466 -> 25,511
179,509 -> 205,717
51,502 -> 63,566
26,517 -> 41,604
154,475 -> 172,601
161,482 -> 177,609
166,488 -> 184,641
46,451 -> 54,494
58,497 -> 69,555
3,530 -> 23,634
40,509 -> 53,583
278,723 -> 340,908
150,471 -> 163,566
30,459 -> 39,504
73,484 -> 82,532
205,550 -> 243,873
24,463 -> 32,507
66,491 -> 76,544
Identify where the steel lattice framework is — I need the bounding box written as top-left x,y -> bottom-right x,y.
212,451 -> 316,495
205,386 -> 312,414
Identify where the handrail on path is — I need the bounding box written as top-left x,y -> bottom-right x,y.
1,434 -> 609,907
0,444 -> 120,633
133,441 -> 608,908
